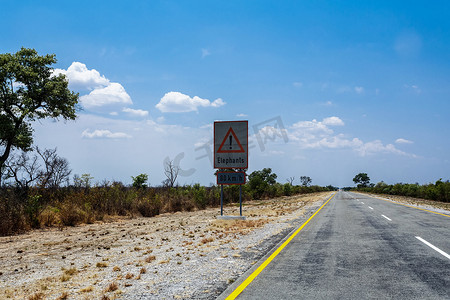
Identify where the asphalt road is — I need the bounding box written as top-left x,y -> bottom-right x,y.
221,191 -> 450,299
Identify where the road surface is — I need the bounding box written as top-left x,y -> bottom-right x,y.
220,191 -> 450,299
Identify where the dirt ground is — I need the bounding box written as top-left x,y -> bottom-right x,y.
0,192 -> 333,300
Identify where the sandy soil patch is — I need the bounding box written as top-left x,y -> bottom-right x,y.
0,192 -> 332,299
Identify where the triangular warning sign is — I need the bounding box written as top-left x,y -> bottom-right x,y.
217,127 -> 245,153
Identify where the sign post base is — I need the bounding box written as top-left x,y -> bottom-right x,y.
217,215 -> 247,220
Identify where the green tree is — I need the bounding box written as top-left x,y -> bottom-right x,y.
353,173 -> 370,188
132,173 -> 148,189
300,176 -> 312,187
0,48 -> 79,185
248,168 -> 277,199
73,173 -> 94,189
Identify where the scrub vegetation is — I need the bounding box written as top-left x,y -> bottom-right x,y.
356,179 -> 450,203
350,173 -> 450,203
0,164 -> 334,235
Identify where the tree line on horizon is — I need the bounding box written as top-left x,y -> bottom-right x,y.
349,173 -> 449,203
0,151 -> 335,236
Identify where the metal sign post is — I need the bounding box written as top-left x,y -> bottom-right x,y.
220,184 -> 224,216
240,185 -> 242,216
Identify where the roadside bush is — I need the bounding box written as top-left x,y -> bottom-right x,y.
24,194 -> 43,228
0,191 -> 26,235
247,168 -> 277,199
38,206 -> 61,227
283,183 -> 292,196
192,183 -> 207,209
134,195 -> 161,217
59,201 -> 87,226
358,179 -> 449,202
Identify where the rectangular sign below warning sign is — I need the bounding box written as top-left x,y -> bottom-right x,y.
217,171 -> 246,185
214,121 -> 248,169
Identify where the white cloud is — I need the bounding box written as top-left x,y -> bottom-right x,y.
305,135 -> 363,150
395,138 -> 413,144
404,84 -> 421,94
53,62 -> 109,91
322,101 -> 333,106
156,92 -> 226,113
290,117 -> 343,138
261,150 -> 285,157
55,62 -> 135,111
80,82 -> 132,109
323,116 -> 344,126
201,48 -> 211,58
293,82 -> 303,87
122,107 -> 149,117
288,116 -> 416,157
355,140 -> 415,157
354,86 -> 364,94
237,113 -> 248,117
211,98 -> 225,107
81,129 -> 131,139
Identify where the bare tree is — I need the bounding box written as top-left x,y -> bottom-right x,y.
3,147 -> 71,188
286,177 -> 295,185
36,147 -> 71,188
163,158 -> 180,188
4,152 -> 41,188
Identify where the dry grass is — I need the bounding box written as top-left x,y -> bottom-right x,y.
200,237 -> 214,244
140,267 -> 147,274
145,255 -> 156,263
63,267 -> 78,276
211,219 -> 269,234
105,282 -> 118,292
57,292 -> 69,300
96,262 -> 108,268
80,286 -> 94,293
113,266 -> 121,272
125,273 -> 134,279
28,293 -> 44,300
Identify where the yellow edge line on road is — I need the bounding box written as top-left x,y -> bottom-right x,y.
225,192 -> 336,300
361,193 -> 450,218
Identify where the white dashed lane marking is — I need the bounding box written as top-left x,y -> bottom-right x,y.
416,236 -> 450,260
381,215 -> 392,221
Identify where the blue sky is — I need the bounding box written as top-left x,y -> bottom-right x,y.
2,0 -> 449,187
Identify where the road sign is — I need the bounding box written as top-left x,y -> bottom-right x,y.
217,171 -> 246,185
214,121 -> 248,169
